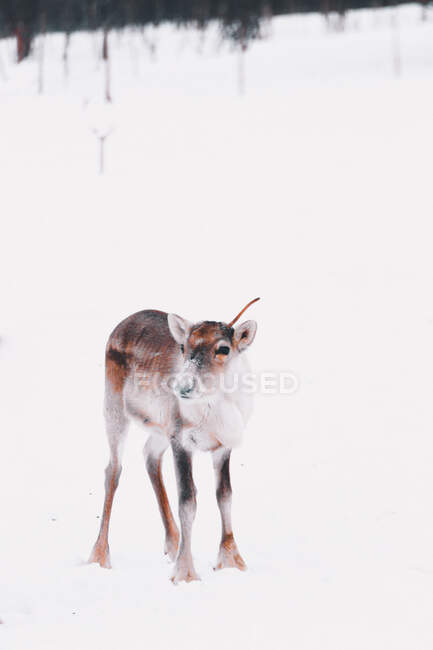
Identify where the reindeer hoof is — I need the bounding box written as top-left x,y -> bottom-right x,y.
214,537 -> 247,572
171,561 -> 200,584
214,554 -> 247,572
88,544 -> 112,569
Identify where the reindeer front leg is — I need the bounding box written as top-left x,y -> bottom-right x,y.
212,447 -> 247,571
170,439 -> 200,584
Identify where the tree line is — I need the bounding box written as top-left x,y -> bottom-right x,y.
0,0 -> 423,61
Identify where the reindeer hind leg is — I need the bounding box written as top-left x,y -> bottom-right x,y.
89,391 -> 129,569
144,434 -> 179,562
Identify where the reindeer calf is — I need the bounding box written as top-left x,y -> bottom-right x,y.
89,299 -> 259,583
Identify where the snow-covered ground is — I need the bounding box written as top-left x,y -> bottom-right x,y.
1,5 -> 433,648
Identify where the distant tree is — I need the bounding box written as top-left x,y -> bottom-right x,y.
0,47 -> 6,81
391,8 -> 402,78
61,3 -> 75,82
16,21 -> 32,62
37,11 -> 46,93
7,0 -> 38,63
102,27 -> 112,102
63,32 -> 71,81
220,3 -> 262,95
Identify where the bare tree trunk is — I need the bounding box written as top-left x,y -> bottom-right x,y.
103,28 -> 112,103
322,0 -> 330,29
38,13 -> 46,94
16,22 -> 29,63
90,2 -> 99,60
16,24 -> 24,62
391,11 -> 402,78
238,47 -> 245,96
238,29 -> 247,96
261,3 -> 273,39
0,46 -> 7,81
143,26 -> 157,61
63,32 -> 70,82
99,136 -> 106,174
197,26 -> 206,54
338,10 -> 346,31
129,27 -> 140,77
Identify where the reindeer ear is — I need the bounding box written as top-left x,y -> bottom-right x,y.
167,313 -> 192,344
234,320 -> 257,352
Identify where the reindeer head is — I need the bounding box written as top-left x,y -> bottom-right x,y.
167,298 -> 259,401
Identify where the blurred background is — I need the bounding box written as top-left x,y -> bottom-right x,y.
1,2 -> 433,649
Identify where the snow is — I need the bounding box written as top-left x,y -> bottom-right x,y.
1,5 -> 433,648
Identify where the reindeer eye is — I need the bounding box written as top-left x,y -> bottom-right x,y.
216,346 -> 230,356
180,344 -> 184,353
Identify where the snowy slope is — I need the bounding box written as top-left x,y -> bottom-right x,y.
1,5 -> 433,649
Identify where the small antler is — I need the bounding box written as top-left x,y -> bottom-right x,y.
227,297 -> 260,328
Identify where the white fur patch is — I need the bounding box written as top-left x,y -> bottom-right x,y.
179,355 -> 253,450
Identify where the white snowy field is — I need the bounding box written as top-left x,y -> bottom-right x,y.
1,5 -> 433,649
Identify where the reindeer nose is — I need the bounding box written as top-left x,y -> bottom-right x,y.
179,376 -> 196,398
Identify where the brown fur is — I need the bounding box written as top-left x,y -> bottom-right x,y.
106,347 -> 129,393
185,321 -> 234,373
105,313 -> 235,395
105,310 -> 177,393
146,455 -> 179,559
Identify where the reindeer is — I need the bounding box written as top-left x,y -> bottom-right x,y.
88,298 -> 259,583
